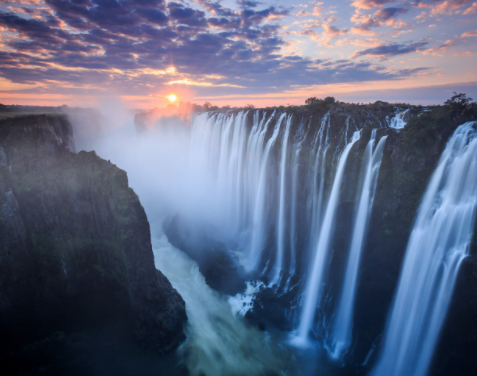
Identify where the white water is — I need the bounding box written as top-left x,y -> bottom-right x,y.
153,231 -> 287,376
289,124 -> 306,276
328,130 -> 387,358
308,113 -> 331,265
272,115 -> 293,284
372,122 -> 477,376
247,113 -> 286,271
387,109 -> 410,129
228,281 -> 265,316
295,131 -> 361,345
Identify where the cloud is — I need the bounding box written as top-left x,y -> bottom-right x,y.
320,23 -> 348,46
0,0 -> 42,4
463,1 -> 477,13
350,6 -> 408,34
462,30 -> 477,36
351,0 -> 395,10
414,10 -> 428,22
374,6 -> 407,20
0,0 -> 429,99
168,2 -> 207,27
295,2 -> 323,17
415,0 -> 474,15
421,38 -> 462,55
351,41 -> 428,59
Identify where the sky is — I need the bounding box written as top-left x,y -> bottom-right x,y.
0,0 -> 476,108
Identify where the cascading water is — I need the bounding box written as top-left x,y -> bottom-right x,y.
247,113 -> 286,272
295,130 -> 361,345
272,115 -> 293,284
308,113 -> 331,267
387,108 -> 410,129
327,130 -> 387,359
288,124 -> 307,276
372,121 -> 477,376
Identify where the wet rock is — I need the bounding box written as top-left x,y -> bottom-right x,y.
163,215 -> 246,296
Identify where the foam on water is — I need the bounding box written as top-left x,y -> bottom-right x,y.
152,230 -> 289,376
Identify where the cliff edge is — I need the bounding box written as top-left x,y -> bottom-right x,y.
0,114 -> 187,364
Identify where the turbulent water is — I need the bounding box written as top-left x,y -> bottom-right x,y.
372,122 -> 477,376
152,229 -> 288,376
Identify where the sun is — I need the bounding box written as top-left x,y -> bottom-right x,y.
167,94 -> 177,102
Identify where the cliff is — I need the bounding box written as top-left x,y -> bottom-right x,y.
0,114 -> 187,370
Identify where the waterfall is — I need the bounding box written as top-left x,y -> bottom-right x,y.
272,115 -> 293,284
328,130 -> 387,359
289,123 -> 307,276
295,130 -> 361,345
387,109 -> 410,129
247,113 -> 286,271
372,121 -> 477,376
308,113 -> 331,261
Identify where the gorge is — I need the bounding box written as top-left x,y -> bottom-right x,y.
1,98 -> 477,376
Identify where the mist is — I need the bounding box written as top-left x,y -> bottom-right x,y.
69,101 -> 296,376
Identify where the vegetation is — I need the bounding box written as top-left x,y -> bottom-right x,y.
444,92 -> 475,118
401,93 -> 477,151
304,96 -> 336,111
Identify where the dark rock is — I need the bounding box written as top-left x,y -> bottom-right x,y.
163,215 -> 246,295
0,114 -> 187,358
246,282 -> 300,332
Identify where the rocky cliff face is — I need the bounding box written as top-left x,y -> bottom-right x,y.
0,114 -> 187,364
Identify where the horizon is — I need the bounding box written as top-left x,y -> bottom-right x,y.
2,81 -> 476,110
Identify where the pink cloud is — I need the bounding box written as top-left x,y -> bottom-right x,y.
414,11 -> 428,23
463,1 -> 477,14
424,0 -> 474,16
350,26 -> 379,36
462,30 -> 477,36
351,0 -> 394,10
296,3 -> 323,17
422,38 -> 461,55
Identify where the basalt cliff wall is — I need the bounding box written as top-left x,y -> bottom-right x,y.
0,114 -> 187,372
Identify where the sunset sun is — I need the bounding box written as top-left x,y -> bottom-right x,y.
167,94 -> 177,102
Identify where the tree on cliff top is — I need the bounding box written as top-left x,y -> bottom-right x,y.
305,96 -> 335,111
444,92 -> 475,118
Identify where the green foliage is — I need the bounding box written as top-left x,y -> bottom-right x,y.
304,96 -> 336,112
401,93 -> 476,151
305,97 -> 330,111
401,107 -> 454,151
444,92 -> 475,118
